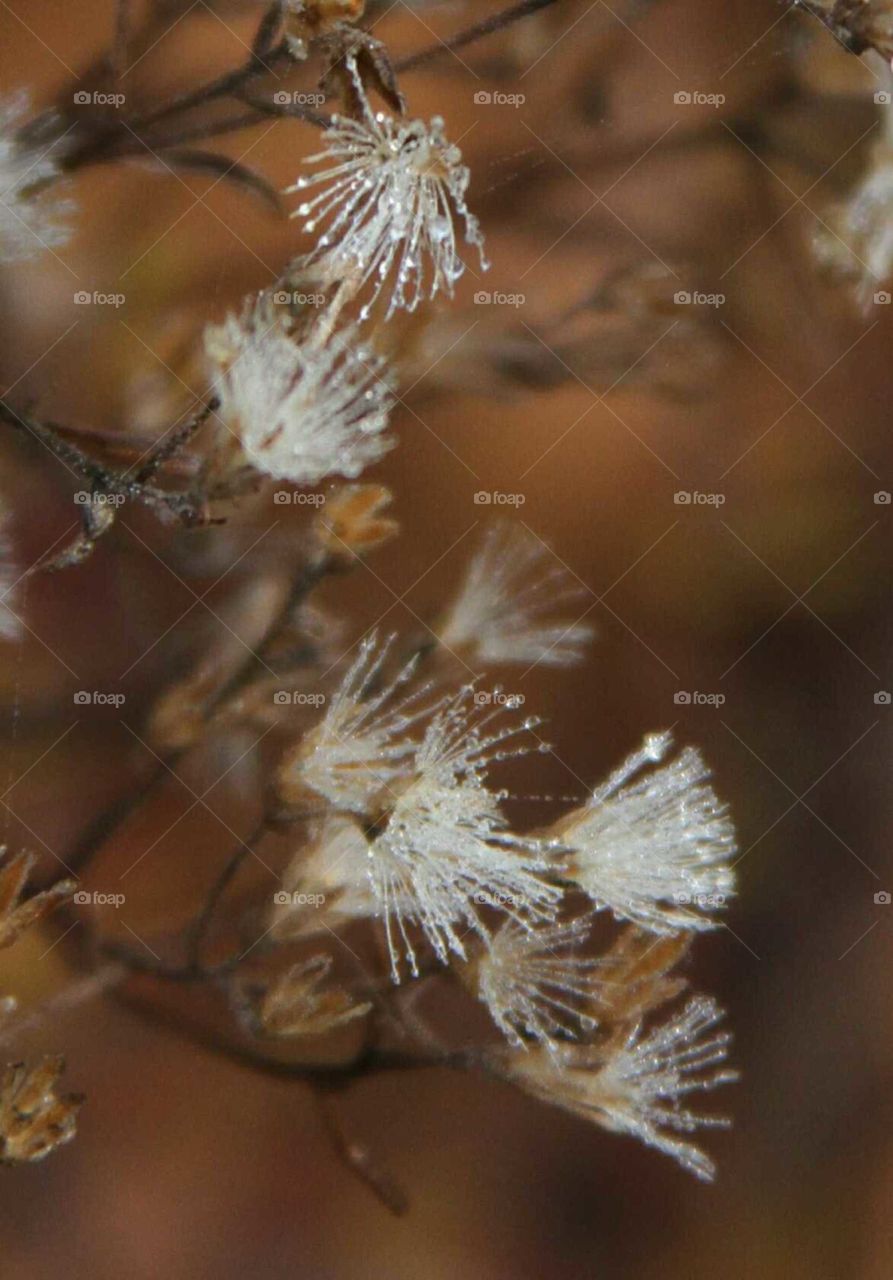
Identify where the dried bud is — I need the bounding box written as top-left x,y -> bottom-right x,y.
0,850 -> 76,950
315,484 -> 398,564
0,1056 -> 82,1165
249,955 -> 371,1038
318,28 -> 405,118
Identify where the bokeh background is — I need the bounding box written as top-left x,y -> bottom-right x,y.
2,0 -> 893,1276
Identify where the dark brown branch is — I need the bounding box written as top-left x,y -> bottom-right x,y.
395,0 -> 565,73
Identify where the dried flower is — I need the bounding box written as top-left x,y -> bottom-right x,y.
272,813 -> 380,936
801,0 -> 893,59
248,954 -> 371,1038
586,928 -> 690,1024
551,733 -> 736,934
286,106 -> 488,319
468,916 -> 600,1054
205,295 -> 393,484
276,634 -> 425,814
0,1056 -> 82,1165
0,850 -> 76,950
369,688 -> 560,979
814,133 -> 893,310
436,524 -> 593,669
315,482 -> 399,562
506,997 -> 735,1180
0,93 -> 71,264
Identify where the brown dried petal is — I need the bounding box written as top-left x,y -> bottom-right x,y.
588,927 -> 690,1025
0,1056 -> 82,1165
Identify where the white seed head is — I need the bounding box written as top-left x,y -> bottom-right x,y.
507,996 -> 736,1180
205,295 -> 393,484
0,93 -> 72,264
369,688 -> 560,980
555,732 -> 736,933
437,523 -> 594,668
285,107 -> 488,319
474,916 -> 600,1055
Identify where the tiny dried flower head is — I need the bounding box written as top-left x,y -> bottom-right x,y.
0,849 -> 76,950
276,634 -> 428,814
0,93 -> 72,264
369,688 -> 560,979
506,996 -> 735,1181
205,295 -> 393,484
286,105 -> 488,319
552,732 -> 736,934
436,523 -> 594,669
0,1056 -> 82,1165
272,813 -> 381,938
468,915 -> 601,1055
315,482 -> 399,563
246,954 -> 371,1039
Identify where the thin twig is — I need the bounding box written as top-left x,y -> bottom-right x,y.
395,0 -> 565,73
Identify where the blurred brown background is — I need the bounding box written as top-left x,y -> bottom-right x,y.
2,0 -> 893,1276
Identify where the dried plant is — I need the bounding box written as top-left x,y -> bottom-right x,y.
6,0 -> 877,1216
